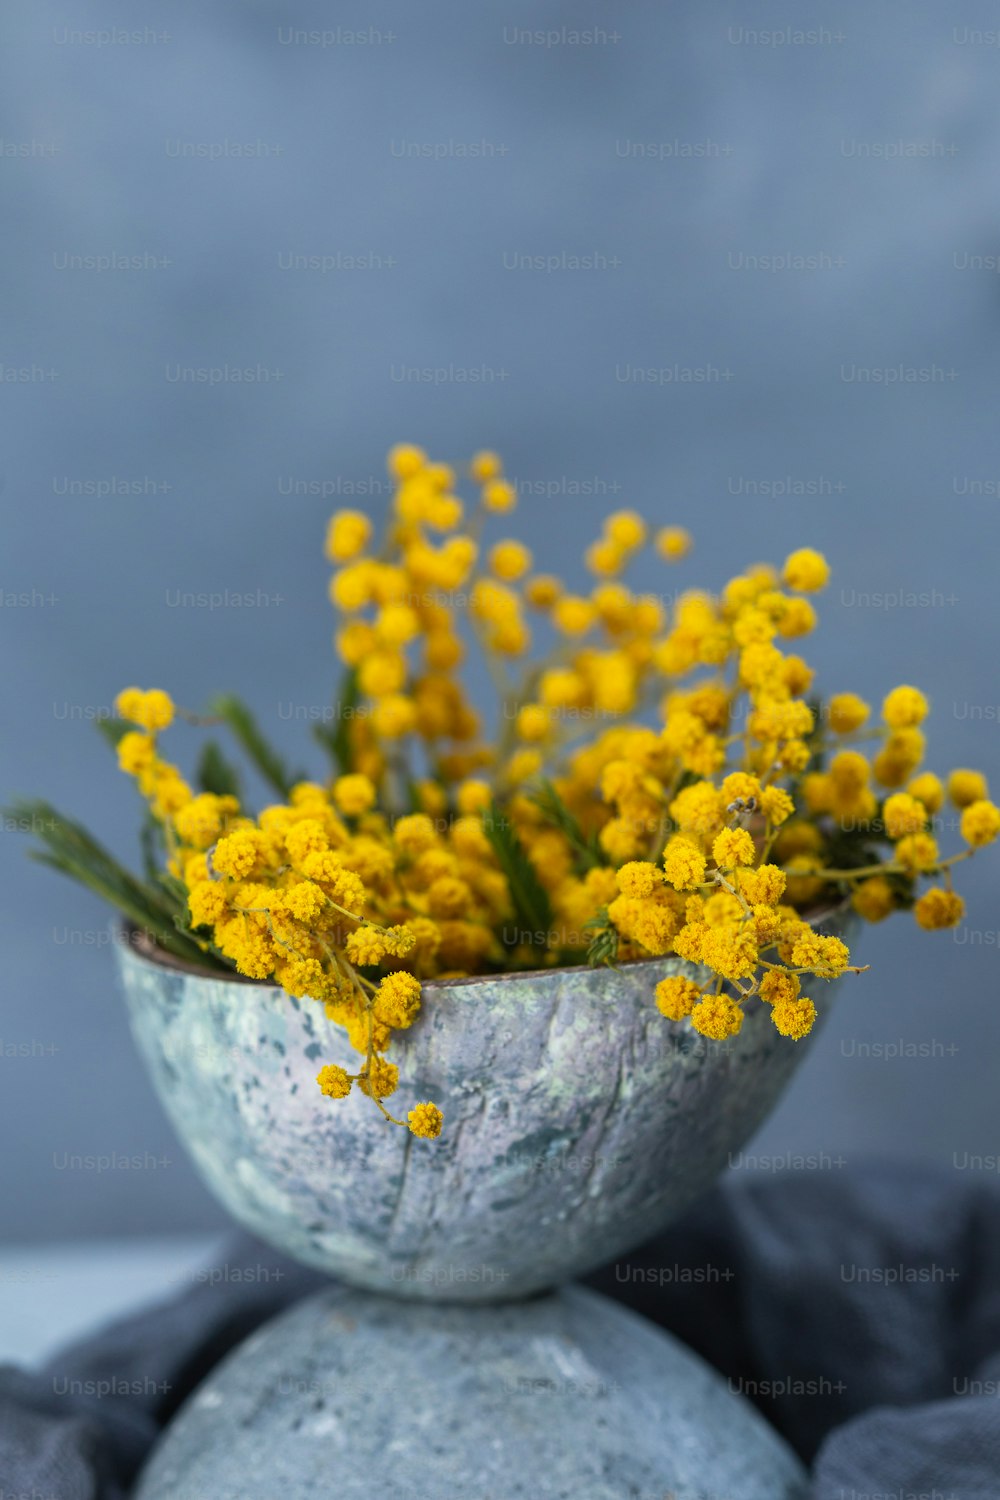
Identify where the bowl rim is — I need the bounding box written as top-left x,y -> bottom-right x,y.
118,896 -> 853,996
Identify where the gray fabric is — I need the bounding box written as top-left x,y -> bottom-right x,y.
2,1163 -> 998,1497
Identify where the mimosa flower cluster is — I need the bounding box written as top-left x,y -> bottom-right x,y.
39,444 -> 1000,1140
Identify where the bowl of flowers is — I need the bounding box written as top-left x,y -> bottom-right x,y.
14,443 -> 997,1299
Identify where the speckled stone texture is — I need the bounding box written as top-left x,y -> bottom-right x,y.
135,1284 -> 808,1500
116,911 -> 853,1301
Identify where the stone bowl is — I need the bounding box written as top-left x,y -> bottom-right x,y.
116,908 -> 854,1301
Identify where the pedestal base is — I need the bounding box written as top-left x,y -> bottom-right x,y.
136,1285 -> 807,1500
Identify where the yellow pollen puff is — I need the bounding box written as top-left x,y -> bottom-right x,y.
604,510 -> 646,551
690,993 -> 744,1040
782,655 -> 815,696
776,597 -> 817,639
948,769 -> 988,808
721,772 -> 761,804
829,750 -> 870,790
470,450 -> 502,483
662,838 -> 707,891
482,478 -> 516,513
907,773 -> 944,814
585,538 -> 625,577
851,876 -> 896,923
358,650 -> 407,699
700,927 -> 759,981
117,731 -> 156,776
654,976 -> 702,1021
914,887 -> 965,930
424,462 -> 456,491
790,932 -> 850,977
770,996 -> 817,1040
316,1064 -> 352,1099
894,833 -> 939,873
760,969 -> 800,1006
882,792 -> 927,840
759,786 -> 795,826
873,729 -> 925,789
336,620 -> 377,665
489,540 -> 532,582
332,774 -> 377,818
374,971 -> 422,1028
372,695 -> 417,739
616,861 -> 663,899
739,863 -> 786,906
712,827 -> 756,868
115,687 -> 175,733
174,793 -> 239,850
358,1056 -> 399,1101
388,443 -> 427,480
552,595 -> 596,637
330,562 -> 374,613
539,674 -> 585,719
456,780 -> 492,816
394,813 -> 439,856
781,548 -> 830,593
505,748 -> 543,784
344,925 -> 393,967
408,1101 -> 444,1139
375,604 -> 420,648
882,685 -> 929,729
827,693 -> 870,734
325,510 -> 372,563
516,704 -> 550,743
524,574 -> 563,609
656,526 -> 692,562
960,799 -> 1000,848
212,829 -> 266,880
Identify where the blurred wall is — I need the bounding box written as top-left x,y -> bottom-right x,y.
3,0 -> 999,1240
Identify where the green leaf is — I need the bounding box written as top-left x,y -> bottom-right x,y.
196,740 -> 242,799
95,717 -> 131,749
210,694 -> 301,798
313,667 -> 360,776
482,800 -> 553,951
529,777 -> 600,873
584,907 -> 619,969
6,797 -> 223,967
805,693 -> 826,771
139,812 -> 164,884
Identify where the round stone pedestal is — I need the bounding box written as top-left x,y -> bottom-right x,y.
136,1285 -> 807,1500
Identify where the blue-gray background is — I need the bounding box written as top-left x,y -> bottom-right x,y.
3,0 -> 998,1242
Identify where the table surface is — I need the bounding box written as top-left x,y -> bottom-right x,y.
0,1235 -> 222,1367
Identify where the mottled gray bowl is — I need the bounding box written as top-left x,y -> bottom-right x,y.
135,1284 -> 807,1500
116,910 -> 853,1301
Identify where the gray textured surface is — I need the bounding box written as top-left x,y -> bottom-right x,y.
116,913 -> 853,1300
135,1282 -> 808,1500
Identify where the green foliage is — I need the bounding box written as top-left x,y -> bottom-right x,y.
804,693 -> 826,771
313,667 -> 360,776
139,812 -> 165,884
529,778 -> 600,873
196,740 -> 242,799
482,800 -> 553,950
210,694 -> 301,798
94,717 -> 131,749
584,908 -> 619,969
5,798 -> 229,970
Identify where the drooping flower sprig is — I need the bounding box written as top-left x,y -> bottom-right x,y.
12,443 -> 998,1140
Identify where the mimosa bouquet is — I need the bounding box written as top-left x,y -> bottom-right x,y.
13,444 -> 997,1140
